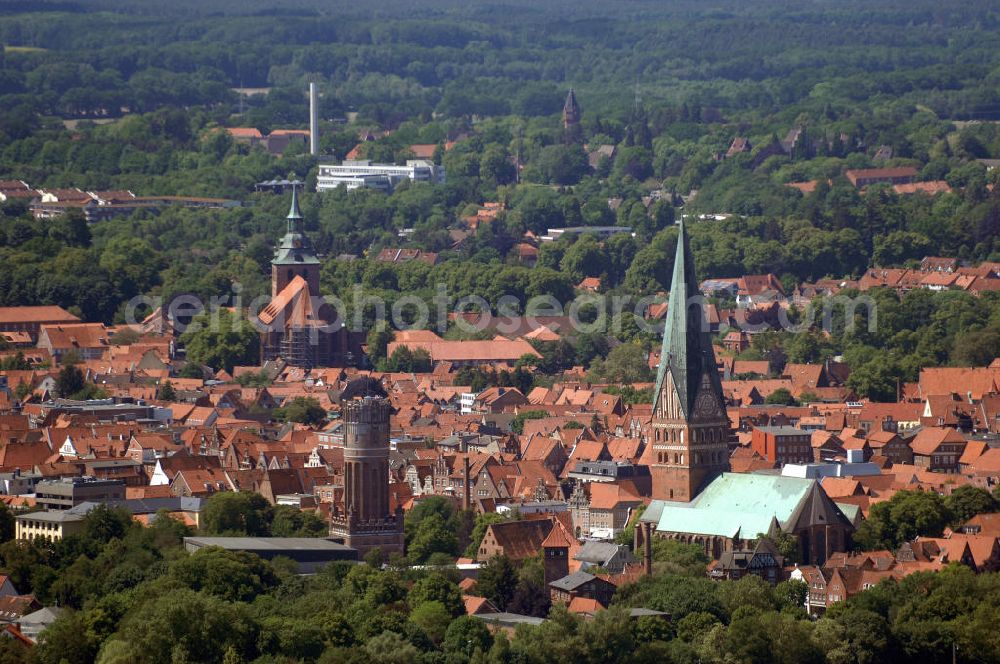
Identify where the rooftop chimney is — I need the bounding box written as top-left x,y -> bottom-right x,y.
309,82 -> 319,156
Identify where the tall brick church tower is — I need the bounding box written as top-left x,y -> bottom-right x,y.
649,219 -> 730,501
271,183 -> 320,298
258,181 -> 360,368
329,378 -> 405,557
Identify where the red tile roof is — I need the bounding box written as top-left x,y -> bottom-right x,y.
226,127 -> 263,139
845,166 -> 918,185
918,367 -> 1000,399
909,427 -> 966,456
893,181 -> 951,195
386,339 -> 539,363
39,323 -> 109,350
588,482 -> 641,510
483,519 -> 552,561
0,306 -> 80,325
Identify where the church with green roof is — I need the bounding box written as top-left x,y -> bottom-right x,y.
638,472 -> 855,565
636,220 -> 855,569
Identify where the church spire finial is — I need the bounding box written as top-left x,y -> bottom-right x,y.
286,178 -> 303,233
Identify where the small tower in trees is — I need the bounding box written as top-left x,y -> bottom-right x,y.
649,220 -> 731,501
562,88 -> 583,143
542,523 -> 573,586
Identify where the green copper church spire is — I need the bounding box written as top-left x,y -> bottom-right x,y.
652,219 -> 723,418
286,179 -> 303,233
273,179 -> 319,266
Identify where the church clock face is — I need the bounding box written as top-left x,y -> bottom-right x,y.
694,391 -> 718,418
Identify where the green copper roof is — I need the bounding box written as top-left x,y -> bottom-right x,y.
651,219 -> 723,418
835,502 -> 861,523
649,473 -> 817,539
638,500 -> 665,524
273,182 -> 320,266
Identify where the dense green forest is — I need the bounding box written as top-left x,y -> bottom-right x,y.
3,0 -> 1000,391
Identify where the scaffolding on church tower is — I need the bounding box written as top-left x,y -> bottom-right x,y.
279,325 -> 316,370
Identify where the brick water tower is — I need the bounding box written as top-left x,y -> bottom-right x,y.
328,377 -> 404,557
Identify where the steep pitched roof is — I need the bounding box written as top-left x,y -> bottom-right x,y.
386,339 -> 539,363
643,473 -> 852,539
484,519 -> 552,560
39,323 -> 109,350
820,477 -> 864,498
0,306 -> 79,325
588,482 -> 641,510
910,427 -> 965,456
258,276 -> 314,326
961,513 -> 1000,537
541,522 -> 576,549
944,533 -> 999,569
567,596 -> 604,613
918,367 -> 1000,400
464,595 -> 498,615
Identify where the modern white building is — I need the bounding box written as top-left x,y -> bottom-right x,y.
780,450 -> 882,480
540,226 -> 634,242
459,392 -> 477,415
316,159 -> 445,192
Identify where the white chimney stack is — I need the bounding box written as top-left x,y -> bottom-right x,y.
309,82 -> 319,156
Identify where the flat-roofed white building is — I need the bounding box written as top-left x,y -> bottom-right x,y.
316,159 -> 445,192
